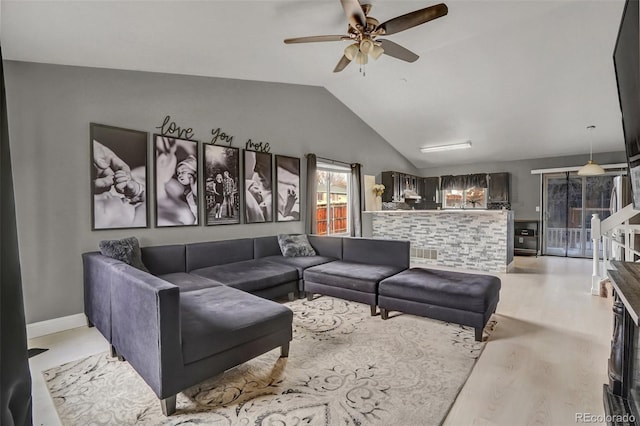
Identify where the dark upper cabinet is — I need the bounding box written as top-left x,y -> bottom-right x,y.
488,172 -> 510,203
381,171 -> 398,202
381,171 -> 422,202
419,177 -> 439,202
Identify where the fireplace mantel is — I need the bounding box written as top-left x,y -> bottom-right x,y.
605,261 -> 640,425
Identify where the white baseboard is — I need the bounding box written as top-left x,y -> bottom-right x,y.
27,313 -> 87,340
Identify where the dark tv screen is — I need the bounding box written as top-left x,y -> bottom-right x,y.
614,0 -> 640,209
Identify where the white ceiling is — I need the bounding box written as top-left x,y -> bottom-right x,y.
0,0 -> 628,169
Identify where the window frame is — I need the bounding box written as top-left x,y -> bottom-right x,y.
316,163 -> 351,235
442,187 -> 488,209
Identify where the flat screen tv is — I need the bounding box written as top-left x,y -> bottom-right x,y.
614,0 -> 640,209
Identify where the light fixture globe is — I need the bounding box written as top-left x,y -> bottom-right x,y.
356,51 -> 368,65
344,43 -> 359,61
577,125 -> 606,176
577,160 -> 605,176
370,44 -> 384,60
360,38 -> 374,55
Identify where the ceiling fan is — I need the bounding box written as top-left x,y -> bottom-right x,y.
284,0 -> 448,73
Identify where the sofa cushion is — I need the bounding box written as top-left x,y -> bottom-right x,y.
307,235 -> 343,259
191,259 -> 298,293
254,236 -> 282,258
186,239 -> 254,271
141,244 -> 186,275
304,261 -> 405,293
277,234 -> 316,257
158,272 -> 223,292
342,238 -> 409,268
378,268 -> 501,313
262,255 -> 337,279
180,286 -> 293,364
99,236 -> 149,272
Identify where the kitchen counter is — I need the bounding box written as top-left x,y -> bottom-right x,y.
363,210 -> 514,273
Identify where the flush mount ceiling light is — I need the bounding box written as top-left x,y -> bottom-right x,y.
420,141 -> 472,153
577,125 -> 605,176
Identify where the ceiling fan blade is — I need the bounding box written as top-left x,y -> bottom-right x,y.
379,39 -> 419,63
333,55 -> 352,72
284,35 -> 351,44
340,0 -> 367,30
377,3 -> 448,36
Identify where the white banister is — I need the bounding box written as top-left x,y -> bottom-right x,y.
592,213 -> 601,296
601,204 -> 638,235
592,203 -> 640,296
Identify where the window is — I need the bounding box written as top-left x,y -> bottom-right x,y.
316,164 -> 351,235
443,187 -> 487,209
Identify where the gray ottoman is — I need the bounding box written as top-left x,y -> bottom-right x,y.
378,268 -> 501,342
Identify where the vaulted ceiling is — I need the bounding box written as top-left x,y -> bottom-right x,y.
0,0 -> 627,168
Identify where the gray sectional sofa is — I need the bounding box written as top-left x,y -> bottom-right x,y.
83,233 -> 500,416
83,234 -> 374,415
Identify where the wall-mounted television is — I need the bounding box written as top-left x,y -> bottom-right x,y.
614,0 -> 640,209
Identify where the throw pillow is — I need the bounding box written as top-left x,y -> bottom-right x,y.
277,234 -> 317,257
99,236 -> 149,272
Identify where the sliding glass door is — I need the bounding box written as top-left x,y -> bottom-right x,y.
543,172 -> 614,257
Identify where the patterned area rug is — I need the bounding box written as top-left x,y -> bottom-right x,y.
45,297 -> 496,425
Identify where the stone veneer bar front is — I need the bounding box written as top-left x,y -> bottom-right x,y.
366,210 -> 514,273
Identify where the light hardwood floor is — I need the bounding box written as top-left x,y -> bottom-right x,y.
29,256 -> 612,425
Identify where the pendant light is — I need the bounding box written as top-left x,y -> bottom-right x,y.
577,125 -> 605,176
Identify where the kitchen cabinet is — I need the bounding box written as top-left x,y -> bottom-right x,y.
381,171 -> 398,202
488,172 -> 510,203
419,177 -> 439,202
381,171 -> 421,202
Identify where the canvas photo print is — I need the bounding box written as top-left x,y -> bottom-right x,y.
154,135 -> 199,227
276,155 -> 301,221
91,123 -> 148,230
244,150 -> 273,223
204,145 -> 240,225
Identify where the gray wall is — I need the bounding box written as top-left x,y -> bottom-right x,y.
4,61 -> 418,323
418,151 -> 627,219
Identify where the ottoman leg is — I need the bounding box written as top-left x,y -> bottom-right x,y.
475,327 -> 483,342
370,305 -> 377,316
280,342 -> 290,358
380,308 -> 389,320
306,293 -> 314,301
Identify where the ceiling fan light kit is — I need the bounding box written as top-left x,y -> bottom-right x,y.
420,141 -> 472,153
284,0 -> 448,73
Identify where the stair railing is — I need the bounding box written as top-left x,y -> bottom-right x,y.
591,204 -> 640,295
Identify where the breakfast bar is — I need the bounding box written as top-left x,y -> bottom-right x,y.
363,210 -> 514,273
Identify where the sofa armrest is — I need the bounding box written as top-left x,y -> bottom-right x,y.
110,264 -> 183,399
82,252 -> 123,341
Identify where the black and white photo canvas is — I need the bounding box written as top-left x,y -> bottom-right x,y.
276,155 -> 301,222
204,145 -> 240,225
243,150 -> 273,223
91,123 -> 148,230
154,135 -> 199,227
